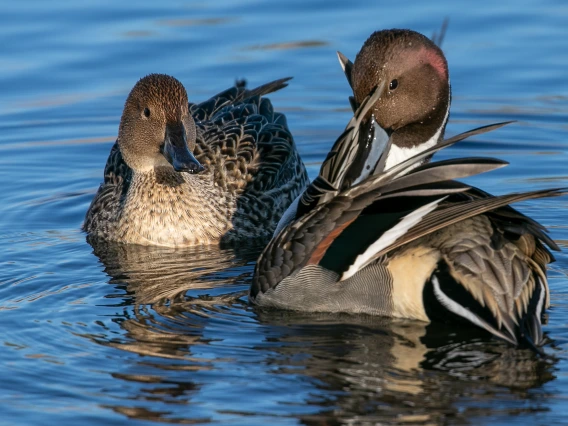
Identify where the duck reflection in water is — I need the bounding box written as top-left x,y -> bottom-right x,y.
253,310 -> 557,424
86,234 -> 556,424
87,236 -> 258,303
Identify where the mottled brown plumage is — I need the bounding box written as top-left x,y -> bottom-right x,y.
84,74 -> 308,247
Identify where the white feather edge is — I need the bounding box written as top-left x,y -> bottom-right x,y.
336,51 -> 349,72
534,276 -> 546,341
536,276 -> 546,319
340,197 -> 446,281
431,275 -> 517,345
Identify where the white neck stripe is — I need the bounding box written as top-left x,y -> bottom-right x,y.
384,94 -> 451,171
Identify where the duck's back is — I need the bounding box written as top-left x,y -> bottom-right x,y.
191,79 -> 305,192
189,79 -> 308,244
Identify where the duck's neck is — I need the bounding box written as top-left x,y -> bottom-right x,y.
120,168 -> 236,246
147,166 -> 187,187
385,99 -> 450,170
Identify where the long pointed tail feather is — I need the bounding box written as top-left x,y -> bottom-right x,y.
375,188 -> 568,258
244,77 -> 293,99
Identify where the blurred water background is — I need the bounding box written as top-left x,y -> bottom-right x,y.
0,0 -> 568,424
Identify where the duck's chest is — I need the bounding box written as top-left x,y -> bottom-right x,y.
118,172 -> 237,246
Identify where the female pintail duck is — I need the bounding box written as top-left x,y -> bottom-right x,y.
251,29 -> 565,350
83,74 -> 308,247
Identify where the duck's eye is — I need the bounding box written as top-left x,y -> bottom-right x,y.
389,79 -> 398,90
143,107 -> 151,118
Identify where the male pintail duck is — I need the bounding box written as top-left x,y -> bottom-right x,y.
84,74 -> 308,247
251,29 -> 566,351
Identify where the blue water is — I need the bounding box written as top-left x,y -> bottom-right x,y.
1,0 -> 568,424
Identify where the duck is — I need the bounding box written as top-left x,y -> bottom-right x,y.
83,74 -> 308,247
250,29 -> 565,351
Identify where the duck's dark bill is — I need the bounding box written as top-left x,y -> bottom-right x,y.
162,123 -> 204,173
364,114 -> 391,175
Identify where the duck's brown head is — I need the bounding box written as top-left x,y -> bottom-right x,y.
348,29 -> 450,170
118,74 -> 203,174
